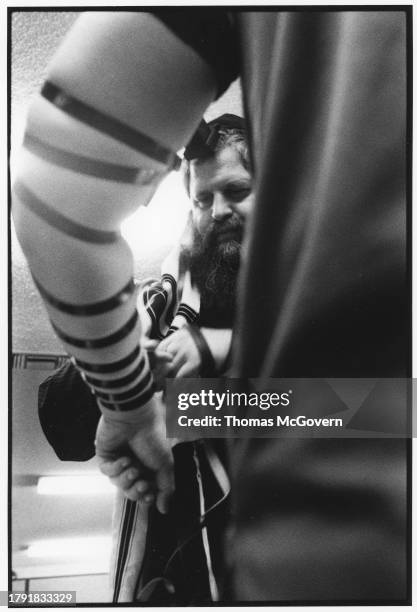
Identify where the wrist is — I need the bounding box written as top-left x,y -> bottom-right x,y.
99,394 -> 157,427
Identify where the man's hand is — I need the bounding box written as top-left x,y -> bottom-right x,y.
156,327 -> 202,379
144,339 -> 173,390
97,455 -> 156,503
95,398 -> 174,514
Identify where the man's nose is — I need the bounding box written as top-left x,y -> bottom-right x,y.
212,194 -> 233,221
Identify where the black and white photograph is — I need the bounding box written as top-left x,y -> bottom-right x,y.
6,4 -> 411,607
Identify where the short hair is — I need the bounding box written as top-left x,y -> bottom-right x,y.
182,127 -> 250,197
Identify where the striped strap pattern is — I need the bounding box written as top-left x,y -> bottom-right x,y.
14,180 -> 119,244
99,384 -> 155,412
74,345 -> 141,374
84,360 -> 145,389
52,311 -> 139,350
14,77 -> 188,414
34,277 -> 136,316
41,81 -> 181,170
24,132 -> 165,186
94,371 -> 153,403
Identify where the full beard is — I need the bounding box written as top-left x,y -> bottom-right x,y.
179,216 -> 243,327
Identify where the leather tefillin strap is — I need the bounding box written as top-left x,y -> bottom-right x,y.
41,81 -> 182,171
186,323 -> 216,377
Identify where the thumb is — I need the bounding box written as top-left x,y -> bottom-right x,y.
143,339 -> 159,351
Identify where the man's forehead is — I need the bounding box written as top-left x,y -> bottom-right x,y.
189,147 -> 249,194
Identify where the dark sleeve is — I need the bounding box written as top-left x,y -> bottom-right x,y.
38,361 -> 101,461
151,9 -> 240,97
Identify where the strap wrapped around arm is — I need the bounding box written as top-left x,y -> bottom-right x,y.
12,12 -> 217,420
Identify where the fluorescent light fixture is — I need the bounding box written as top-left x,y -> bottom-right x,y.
37,475 -> 115,496
26,536 -> 112,558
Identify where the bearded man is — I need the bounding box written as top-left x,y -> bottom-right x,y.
148,115 -> 251,380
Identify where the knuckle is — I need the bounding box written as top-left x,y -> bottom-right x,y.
126,491 -> 139,501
